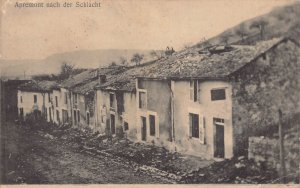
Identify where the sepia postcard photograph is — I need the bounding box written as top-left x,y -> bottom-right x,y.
0,0 -> 299,186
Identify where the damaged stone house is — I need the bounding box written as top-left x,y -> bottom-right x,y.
94,61 -> 156,140
16,37 -> 299,160
134,37 -> 299,159
59,66 -> 127,130
17,80 -> 59,122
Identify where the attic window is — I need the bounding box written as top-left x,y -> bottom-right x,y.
34,95 -> 37,103
211,89 -> 226,101
262,53 -> 267,60
190,80 -> 199,102
99,75 -> 106,84
139,91 -> 147,109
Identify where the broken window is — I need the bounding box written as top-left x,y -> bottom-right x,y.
73,93 -> 78,104
149,115 -> 156,136
77,110 -> 80,123
116,91 -> 124,113
86,112 -> 90,125
62,109 -> 68,123
124,122 -> 129,131
189,113 -> 199,138
190,81 -> 199,102
49,107 -> 52,122
110,93 -> 115,109
139,91 -> 147,109
56,110 -> 60,123
55,96 -> 58,107
34,95 -> 37,103
211,89 -> 226,101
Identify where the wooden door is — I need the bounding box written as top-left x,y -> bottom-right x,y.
214,124 -> 225,158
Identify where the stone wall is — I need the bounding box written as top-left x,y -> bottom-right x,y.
248,135 -> 299,176
231,39 -> 300,155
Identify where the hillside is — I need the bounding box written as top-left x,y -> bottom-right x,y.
194,2 -> 300,48
0,49 -> 155,79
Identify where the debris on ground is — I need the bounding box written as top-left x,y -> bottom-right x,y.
180,156 -> 284,183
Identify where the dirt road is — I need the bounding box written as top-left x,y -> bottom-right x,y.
0,121 -> 174,184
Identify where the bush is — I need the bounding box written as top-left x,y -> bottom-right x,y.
24,110 -> 49,129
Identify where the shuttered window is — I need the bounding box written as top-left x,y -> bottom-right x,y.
190,81 -> 199,102
189,113 -> 199,138
189,113 -> 205,143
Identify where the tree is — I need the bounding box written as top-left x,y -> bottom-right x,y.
110,61 -> 117,67
220,35 -> 230,45
250,19 -> 269,40
59,62 -> 74,80
119,57 -> 127,65
130,53 -> 144,66
235,23 -> 247,43
165,46 -> 175,56
150,50 -> 164,59
196,37 -> 212,49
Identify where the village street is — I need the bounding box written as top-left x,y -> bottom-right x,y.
0,121 -> 175,184
1,120 -> 285,184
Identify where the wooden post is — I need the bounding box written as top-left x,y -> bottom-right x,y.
278,109 -> 286,183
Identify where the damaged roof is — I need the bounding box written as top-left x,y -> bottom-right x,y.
61,69 -> 100,89
96,61 -> 157,92
70,66 -> 128,95
135,38 -> 284,79
18,80 -> 59,92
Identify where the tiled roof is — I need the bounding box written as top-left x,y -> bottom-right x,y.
60,69 -> 99,88
71,66 -> 128,95
18,80 -> 59,92
96,61 -> 157,92
135,38 -> 283,79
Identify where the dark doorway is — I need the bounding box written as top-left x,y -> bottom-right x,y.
49,107 -> 52,122
110,114 -> 115,135
56,110 -> 60,123
141,116 -> 147,141
214,124 -> 225,158
74,110 -> 77,125
19,108 -> 24,120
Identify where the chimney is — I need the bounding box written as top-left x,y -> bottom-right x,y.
99,75 -> 107,85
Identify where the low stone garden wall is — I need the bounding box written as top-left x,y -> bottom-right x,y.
248,135 -> 299,176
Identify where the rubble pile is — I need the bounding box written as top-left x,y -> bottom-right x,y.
181,156 -> 280,183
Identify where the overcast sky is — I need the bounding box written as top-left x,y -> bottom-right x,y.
0,0 -> 293,60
